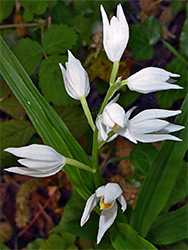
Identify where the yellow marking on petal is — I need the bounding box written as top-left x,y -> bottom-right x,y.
111,123 -> 118,130
100,197 -> 113,210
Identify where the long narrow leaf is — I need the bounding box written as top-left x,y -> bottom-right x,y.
130,95 -> 188,237
147,204 -> 188,244
110,223 -> 157,249
0,36 -> 94,199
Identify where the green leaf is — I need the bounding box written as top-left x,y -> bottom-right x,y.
55,105 -> 89,138
0,120 -> 35,151
13,38 -> 43,75
42,24 -> 78,55
26,238 -> 45,250
130,143 -> 158,176
156,58 -> 187,108
0,29 -> 19,50
21,0 -> 48,15
147,205 -> 188,244
0,36 -> 95,200
130,95 -> 188,237
0,81 -> 25,118
51,2 -> 74,26
23,8 -> 33,22
110,223 -> 157,250
0,0 -> 14,24
39,55 -> 76,106
129,16 -> 162,60
166,239 -> 188,250
51,189 -> 98,241
40,234 -> 67,250
180,3 -> 188,60
162,161 -> 188,213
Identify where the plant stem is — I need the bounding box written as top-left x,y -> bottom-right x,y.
66,158 -> 96,173
80,96 -> 95,131
110,61 -> 119,85
92,127 -> 101,188
161,39 -> 188,66
0,22 -> 45,29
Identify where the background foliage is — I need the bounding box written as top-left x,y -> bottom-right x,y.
0,0 -> 187,249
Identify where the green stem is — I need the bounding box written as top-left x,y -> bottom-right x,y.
0,22 -> 46,29
92,127 -> 101,188
80,96 -> 95,131
98,130 -> 116,149
161,39 -> 188,66
65,158 -> 96,173
110,61 -> 119,85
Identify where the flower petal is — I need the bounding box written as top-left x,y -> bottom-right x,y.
18,159 -> 64,170
4,166 -> 62,177
95,186 -> 105,198
131,109 -> 181,124
97,201 -> 117,244
102,103 -> 125,128
80,194 -> 99,227
130,132 -> 182,143
104,183 -> 122,204
4,144 -> 65,162
117,194 -> 127,212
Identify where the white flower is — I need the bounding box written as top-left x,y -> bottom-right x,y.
80,183 -> 126,244
116,108 -> 184,143
4,144 -> 65,177
100,4 -> 129,62
96,96 -> 125,141
126,67 -> 182,94
59,50 -> 90,100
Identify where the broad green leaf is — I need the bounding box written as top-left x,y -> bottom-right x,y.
130,143 -> 158,176
21,0 -> 48,15
147,205 -> 188,244
0,120 -> 35,152
51,2 -> 74,26
129,16 -> 162,61
180,3 -> 188,59
156,57 -> 188,109
0,238 -> 10,250
130,95 -> 188,237
26,238 -> 45,250
0,0 -> 14,24
23,8 -> 33,22
42,24 -> 78,55
51,189 -> 98,241
13,38 -> 43,75
0,36 -> 95,200
172,0 -> 186,14
39,55 -> 76,106
40,234 -> 66,250
55,105 -> 89,138
162,161 -> 188,212
166,239 -> 188,250
0,30 -> 19,50
0,81 -> 25,118
110,223 -> 157,250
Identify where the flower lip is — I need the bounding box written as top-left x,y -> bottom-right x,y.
100,197 -> 114,210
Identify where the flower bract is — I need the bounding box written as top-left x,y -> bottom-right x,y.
100,4 -> 129,62
80,183 -> 126,244
59,50 -> 90,100
4,144 -> 66,177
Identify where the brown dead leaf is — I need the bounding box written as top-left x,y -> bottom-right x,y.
14,14 -> 27,37
139,0 -> 161,22
115,137 -> 134,176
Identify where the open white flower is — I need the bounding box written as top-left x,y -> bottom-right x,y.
80,183 -> 126,244
4,144 -> 66,177
126,67 -> 182,94
100,4 -> 129,62
116,108 -> 184,143
96,96 -> 125,141
59,50 -> 90,100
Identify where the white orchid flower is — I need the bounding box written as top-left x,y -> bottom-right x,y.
59,50 -> 90,100
4,144 -> 66,177
126,67 -> 182,94
96,95 -> 125,141
100,4 -> 129,62
4,144 -> 95,177
116,108 -> 184,143
80,183 -> 126,244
